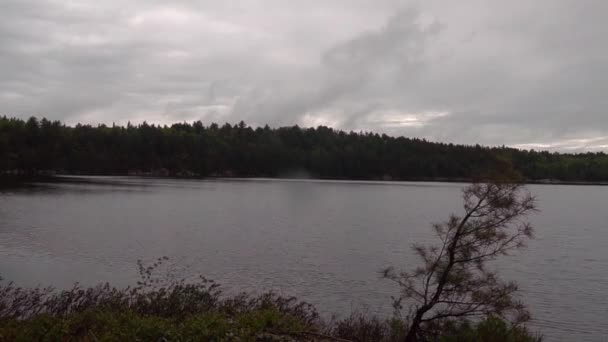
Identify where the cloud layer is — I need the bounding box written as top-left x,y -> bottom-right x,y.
1,0 -> 607,151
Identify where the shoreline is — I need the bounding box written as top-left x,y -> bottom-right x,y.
3,172 -> 608,186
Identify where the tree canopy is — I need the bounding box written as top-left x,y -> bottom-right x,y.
1,116 -> 608,182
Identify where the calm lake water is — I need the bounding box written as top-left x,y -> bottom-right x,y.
1,176 -> 607,341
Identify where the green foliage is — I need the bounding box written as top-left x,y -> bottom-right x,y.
0,310 -> 542,342
325,314 -> 541,342
0,259 -> 317,341
2,116 -> 607,181
0,309 -> 307,341
0,257 -> 541,341
437,316 -> 542,342
329,314 -> 407,341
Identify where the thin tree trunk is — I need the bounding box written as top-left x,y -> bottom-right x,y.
404,311 -> 424,342
404,199 -> 484,342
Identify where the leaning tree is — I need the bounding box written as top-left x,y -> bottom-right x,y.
383,180 -> 537,342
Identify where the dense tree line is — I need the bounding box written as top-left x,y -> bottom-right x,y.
1,116 -> 608,182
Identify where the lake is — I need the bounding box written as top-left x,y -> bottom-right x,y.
1,176 -> 607,341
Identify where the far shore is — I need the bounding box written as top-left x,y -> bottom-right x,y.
2,171 -> 608,186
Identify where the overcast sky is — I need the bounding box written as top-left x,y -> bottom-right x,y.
1,1 -> 607,151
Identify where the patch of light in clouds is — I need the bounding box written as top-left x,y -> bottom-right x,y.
1,0 -> 607,151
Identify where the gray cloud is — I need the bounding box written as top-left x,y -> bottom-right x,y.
1,0 -> 607,151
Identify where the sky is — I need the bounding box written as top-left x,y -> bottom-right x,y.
1,0 -> 607,151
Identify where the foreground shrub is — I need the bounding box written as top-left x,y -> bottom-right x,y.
0,258 -> 540,341
436,316 -> 541,342
0,308 -> 310,341
326,313 -> 540,342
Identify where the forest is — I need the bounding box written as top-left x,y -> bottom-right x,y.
1,116 -> 608,182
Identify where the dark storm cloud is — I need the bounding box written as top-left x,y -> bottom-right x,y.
1,0 -> 607,150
